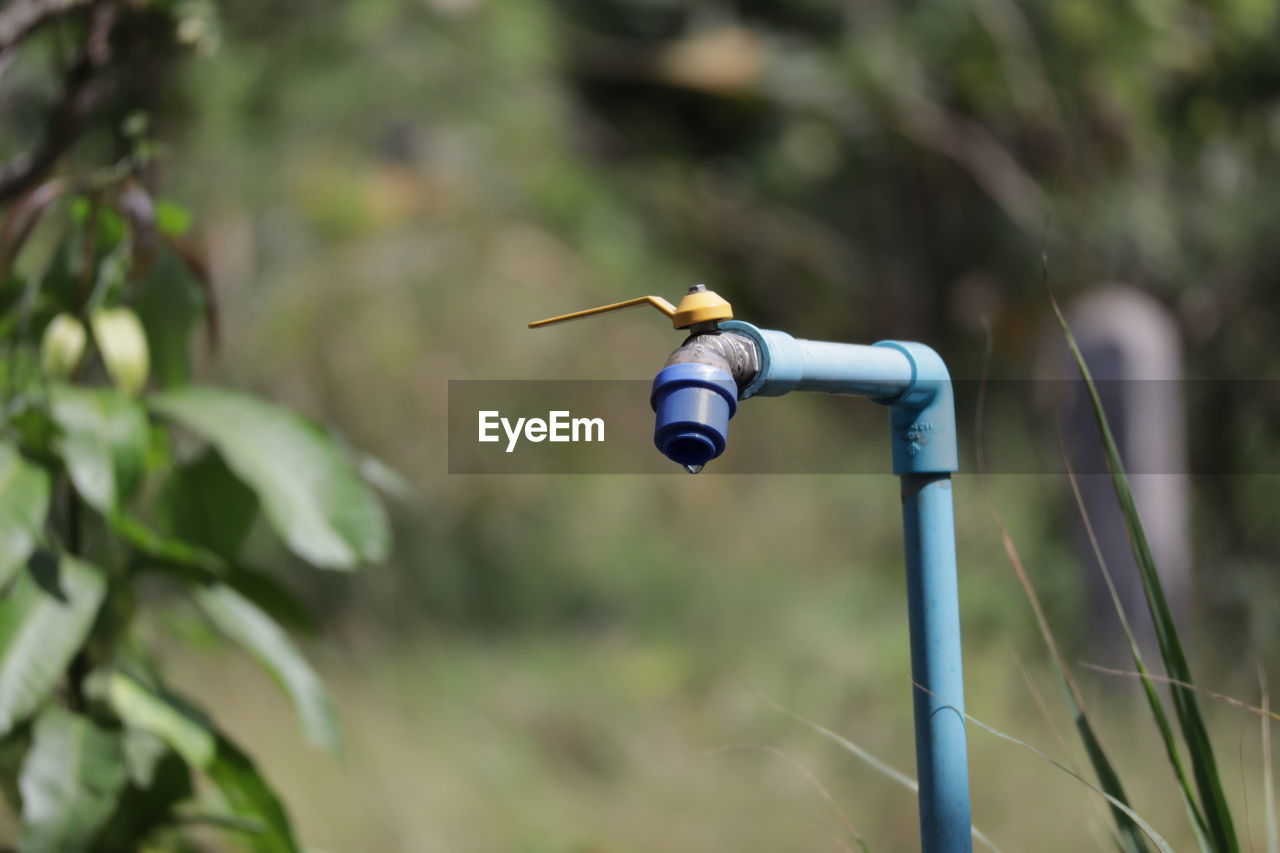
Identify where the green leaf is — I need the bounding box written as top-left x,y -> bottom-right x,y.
93,747 -> 192,851
68,200 -> 126,248
121,728 -> 170,789
356,452 -> 413,502
0,443 -> 50,590
109,512 -> 226,575
0,555 -> 106,737
153,200 -> 192,237
104,671 -> 298,852
204,735 -> 297,853
0,725 -> 30,811
102,672 -> 215,768
223,568 -> 317,635
48,385 -> 148,513
149,387 -> 389,569
18,706 -> 128,853
194,584 -> 339,752
157,450 -> 258,561
135,248 -> 205,388
44,387 -> 219,574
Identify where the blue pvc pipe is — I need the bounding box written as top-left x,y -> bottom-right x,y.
716,321 -> 972,852
902,473 -> 971,853
719,322 -> 915,399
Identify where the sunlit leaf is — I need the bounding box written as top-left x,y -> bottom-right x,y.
357,452 -> 413,502
0,442 -> 50,590
121,728 -> 169,789
102,672 -> 215,769
18,707 -> 127,853
48,385 -> 148,513
194,585 -> 339,752
104,671 -> 298,852
0,556 -> 105,737
150,387 -> 389,569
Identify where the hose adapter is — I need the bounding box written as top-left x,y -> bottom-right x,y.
650,362 -> 738,472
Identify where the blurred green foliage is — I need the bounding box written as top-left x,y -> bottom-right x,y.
0,3 -> 392,849
158,0 -> 1280,644
6,0 -> 1280,849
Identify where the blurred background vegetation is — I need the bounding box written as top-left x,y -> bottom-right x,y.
5,0 -> 1280,849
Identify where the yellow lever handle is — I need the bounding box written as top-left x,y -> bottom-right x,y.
529,286 -> 733,330
528,295 -> 677,328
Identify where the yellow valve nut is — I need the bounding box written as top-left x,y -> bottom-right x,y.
671,285 -> 732,329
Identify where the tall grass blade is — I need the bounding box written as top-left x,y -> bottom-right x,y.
1080,665 -> 1280,725
1062,447 -> 1214,850
1261,667 -> 1277,853
963,715 -> 1176,853
914,680 -> 1178,853
1013,653 -> 1076,765
1240,729 -> 1256,853
1049,288 -> 1240,852
975,322 -> 1151,853
708,743 -> 869,852
757,692 -> 1004,853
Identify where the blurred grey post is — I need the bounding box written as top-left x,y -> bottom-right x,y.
1045,285 -> 1190,666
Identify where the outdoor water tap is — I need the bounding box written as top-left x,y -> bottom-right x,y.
529,284 -> 759,472
529,287 -> 974,853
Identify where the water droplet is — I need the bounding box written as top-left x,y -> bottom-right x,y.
684,463 -> 703,474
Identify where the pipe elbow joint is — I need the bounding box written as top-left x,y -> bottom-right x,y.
873,341 -> 959,475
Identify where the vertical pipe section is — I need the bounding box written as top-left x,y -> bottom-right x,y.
728,325 -> 972,852
901,473 -> 971,853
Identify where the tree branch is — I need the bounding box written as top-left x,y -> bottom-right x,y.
0,1 -> 116,204
0,0 -> 96,55
891,92 -> 1048,232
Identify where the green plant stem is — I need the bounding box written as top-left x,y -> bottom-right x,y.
64,476 -> 89,711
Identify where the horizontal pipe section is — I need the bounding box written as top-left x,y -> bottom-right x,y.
788,338 -> 915,397
718,322 -> 914,399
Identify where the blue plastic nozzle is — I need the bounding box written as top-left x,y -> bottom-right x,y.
650,362 -> 738,470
